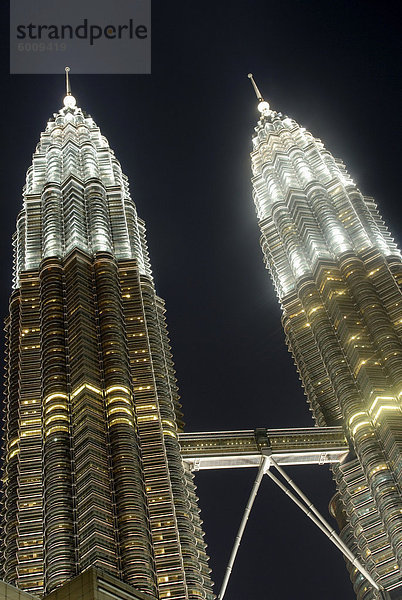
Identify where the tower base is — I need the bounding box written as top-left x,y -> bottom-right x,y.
1,568 -> 156,600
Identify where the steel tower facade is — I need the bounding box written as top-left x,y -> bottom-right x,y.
249,79 -> 402,598
0,88 -> 214,600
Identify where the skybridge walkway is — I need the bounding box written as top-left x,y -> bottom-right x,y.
179,426 -> 349,470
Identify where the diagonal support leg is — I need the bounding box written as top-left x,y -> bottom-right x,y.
217,456 -> 385,598
217,456 -> 269,600
266,458 -> 381,594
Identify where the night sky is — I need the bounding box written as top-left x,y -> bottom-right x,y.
1,1 -> 401,598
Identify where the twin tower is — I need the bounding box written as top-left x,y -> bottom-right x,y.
1,77 -> 402,600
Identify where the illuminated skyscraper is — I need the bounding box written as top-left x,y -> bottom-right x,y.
248,75 -> 402,599
0,76 -> 214,600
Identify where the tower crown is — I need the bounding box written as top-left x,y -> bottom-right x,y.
13,72 -> 152,288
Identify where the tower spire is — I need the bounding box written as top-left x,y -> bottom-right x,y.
247,73 -> 263,102
247,73 -> 271,116
63,67 -> 77,109
65,66 -> 71,96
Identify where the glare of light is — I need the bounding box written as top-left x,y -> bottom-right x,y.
348,412 -> 367,426
63,95 -> 77,108
371,404 -> 401,423
369,396 -> 396,416
352,421 -> 370,436
258,101 -> 271,116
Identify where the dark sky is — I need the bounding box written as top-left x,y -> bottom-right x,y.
1,1 -> 401,598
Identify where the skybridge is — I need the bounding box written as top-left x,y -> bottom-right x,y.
179,426 -> 349,470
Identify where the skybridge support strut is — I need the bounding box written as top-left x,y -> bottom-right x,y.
217,456 -> 384,599
217,457 -> 269,600
266,458 -> 381,593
